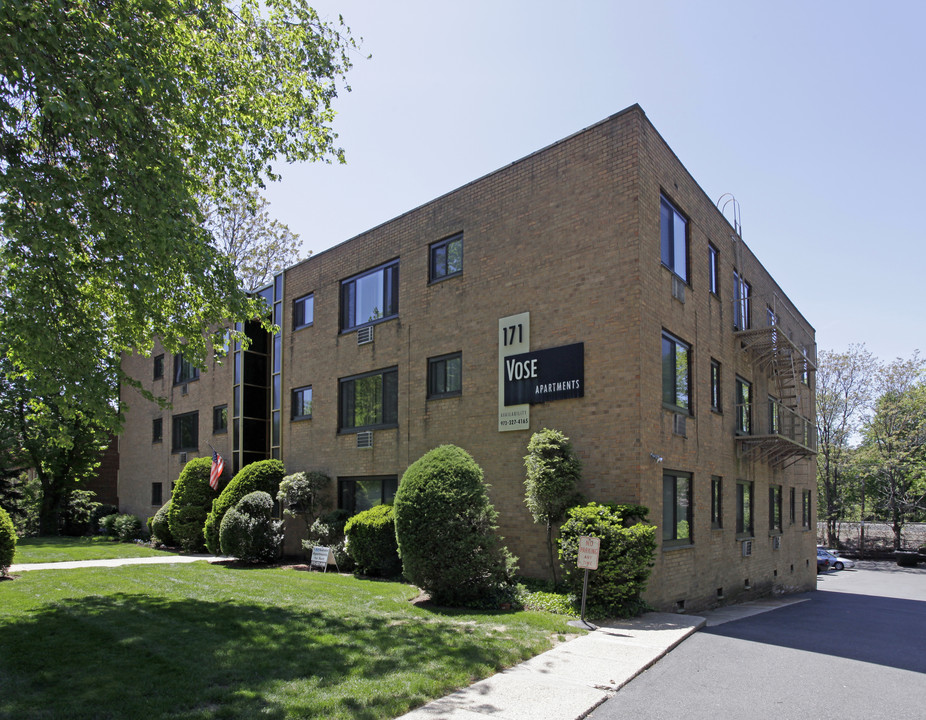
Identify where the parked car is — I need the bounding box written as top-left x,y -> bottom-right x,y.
817,547 -> 854,571
816,548 -> 831,573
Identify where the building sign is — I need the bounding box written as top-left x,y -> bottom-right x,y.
498,312 -> 530,432
504,343 -> 584,406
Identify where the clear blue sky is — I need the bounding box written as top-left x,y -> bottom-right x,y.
263,0 -> 925,363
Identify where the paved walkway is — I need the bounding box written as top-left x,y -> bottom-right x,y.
8,554 -> 226,572
9,556 -> 805,720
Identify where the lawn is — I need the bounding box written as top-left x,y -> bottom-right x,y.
0,561 -> 580,719
12,535 -> 181,564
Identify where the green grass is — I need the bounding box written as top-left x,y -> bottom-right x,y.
12,536 -> 180,564
0,562 -> 580,719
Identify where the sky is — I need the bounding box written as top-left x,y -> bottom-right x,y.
262,0 -> 925,364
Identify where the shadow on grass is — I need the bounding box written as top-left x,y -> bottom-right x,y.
0,591 -> 515,720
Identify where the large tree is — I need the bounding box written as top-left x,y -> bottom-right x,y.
815,345 -> 876,547
0,0 -> 358,428
856,355 -> 926,549
205,188 -> 302,292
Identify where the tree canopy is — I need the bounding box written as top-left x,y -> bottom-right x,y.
0,0 -> 358,428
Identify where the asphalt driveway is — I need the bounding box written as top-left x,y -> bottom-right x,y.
588,560 -> 926,720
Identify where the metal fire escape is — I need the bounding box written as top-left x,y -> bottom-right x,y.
734,294 -> 817,469
719,195 -> 817,470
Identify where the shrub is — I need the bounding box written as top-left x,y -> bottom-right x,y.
558,502 -> 657,618
150,500 -> 174,546
0,506 -> 16,574
393,445 -> 517,607
168,457 -> 219,552
344,504 -> 401,576
90,504 -> 119,534
98,513 -> 119,537
113,514 -> 143,542
524,428 -> 583,584
62,489 -> 102,536
304,509 -> 352,571
204,459 -> 284,554
219,491 -> 282,564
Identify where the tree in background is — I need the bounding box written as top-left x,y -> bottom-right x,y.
0,0 -> 359,434
523,428 -> 582,585
205,188 -> 303,292
855,355 -> 926,549
815,345 -> 876,547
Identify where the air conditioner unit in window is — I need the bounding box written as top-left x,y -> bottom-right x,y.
179,452 -> 188,464
356,431 -> 373,449
772,535 -> 781,550
673,414 -> 687,437
357,326 -> 374,345
742,540 -> 753,557
671,275 -> 686,303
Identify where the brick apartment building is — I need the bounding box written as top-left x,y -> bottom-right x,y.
118,104 -> 818,612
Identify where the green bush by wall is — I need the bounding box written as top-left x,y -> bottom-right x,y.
168,457 -> 218,552
0,506 -> 16,572
151,500 -> 174,546
204,459 -> 284,554
344,504 -> 400,577
393,444 -> 517,607
219,491 -> 282,564
558,502 -> 656,618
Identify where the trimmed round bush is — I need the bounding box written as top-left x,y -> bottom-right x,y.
98,513 -> 119,537
1,506 -> 16,572
113,513 -> 143,542
219,491 -> 282,564
558,502 -> 657,618
204,459 -> 284,554
344,504 -> 401,576
394,445 -> 517,606
151,500 -> 174,546
168,457 -> 219,552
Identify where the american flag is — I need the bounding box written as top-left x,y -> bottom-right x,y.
209,450 -> 224,490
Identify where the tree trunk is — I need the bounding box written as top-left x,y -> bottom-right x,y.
546,520 -> 557,586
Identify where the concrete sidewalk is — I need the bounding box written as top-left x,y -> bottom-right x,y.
397,595 -> 808,720
8,554 -> 226,572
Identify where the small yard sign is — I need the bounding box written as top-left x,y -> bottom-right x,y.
577,535 -> 600,570
310,546 -> 337,572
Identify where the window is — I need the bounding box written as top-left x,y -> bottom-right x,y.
151,482 -> 163,506
660,195 -> 688,283
293,293 -> 314,330
173,353 -> 199,384
768,396 -> 780,435
801,345 -> 810,385
789,487 -> 796,526
427,352 -> 462,399
152,418 -> 163,444
711,476 -> 723,529
766,304 -> 778,327
769,485 -> 782,533
340,260 -> 399,331
339,367 -> 398,432
662,471 -> 693,545
802,490 -> 811,529
708,243 -> 720,295
662,332 -> 691,412
172,411 -> 198,453
735,377 -> 752,434
733,271 -> 751,330
710,359 -> 722,412
213,405 -> 228,434
736,480 -> 753,537
338,476 -> 398,515
153,354 -> 164,380
292,386 -> 313,421
430,233 -> 463,282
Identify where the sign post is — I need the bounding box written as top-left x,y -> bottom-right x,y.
577,535 -> 600,629
310,546 -> 338,573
